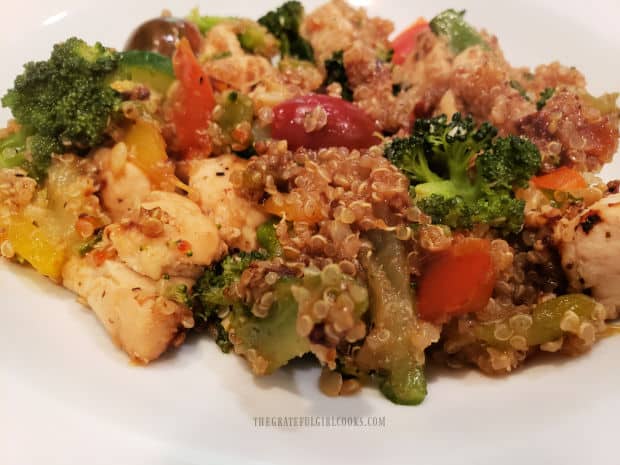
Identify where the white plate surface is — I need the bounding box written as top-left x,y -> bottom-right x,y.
1,1 -> 619,464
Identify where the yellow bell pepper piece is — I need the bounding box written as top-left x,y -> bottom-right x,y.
124,119 -> 168,176
124,119 -> 189,191
8,215 -> 65,281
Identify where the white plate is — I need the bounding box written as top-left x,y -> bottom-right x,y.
1,1 -> 619,464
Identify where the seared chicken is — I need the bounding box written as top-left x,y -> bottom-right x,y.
556,193 -> 620,318
189,155 -> 268,251
62,256 -> 194,363
95,143 -> 152,222
108,191 -> 226,280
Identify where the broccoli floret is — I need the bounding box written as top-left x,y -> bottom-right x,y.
385,135 -> 444,185
429,9 -> 488,54
192,250 -> 266,321
323,50 -> 353,101
27,134 -> 60,182
191,224 -> 309,371
477,135 -> 541,190
1,38 -> 122,180
258,1 -> 314,61
385,113 -> 541,234
192,220 -> 283,320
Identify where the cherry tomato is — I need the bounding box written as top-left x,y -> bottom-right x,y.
271,94 -> 380,151
418,238 -> 496,322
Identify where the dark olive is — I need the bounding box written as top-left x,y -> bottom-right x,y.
124,17 -> 202,57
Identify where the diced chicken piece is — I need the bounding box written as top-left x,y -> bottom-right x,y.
62,256 -> 194,363
249,78 -> 300,110
204,55 -> 275,93
107,191 -> 225,280
200,23 -> 245,59
556,193 -> 620,318
189,155 -> 268,251
95,143 -> 152,222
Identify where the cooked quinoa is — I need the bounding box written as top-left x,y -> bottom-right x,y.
1,0 -> 619,404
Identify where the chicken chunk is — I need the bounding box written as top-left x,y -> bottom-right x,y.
200,23 -> 245,58
204,55 -> 275,94
189,155 -> 268,251
556,193 -> 620,318
62,256 -> 194,363
95,143 -> 152,222
107,191 -> 225,280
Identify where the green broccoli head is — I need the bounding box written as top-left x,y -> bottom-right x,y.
476,135 -> 541,190
2,37 -> 122,155
385,135 -> 443,184
192,220 -> 283,321
192,251 -> 266,321
27,134 -> 61,182
414,113 -> 497,190
386,113 -> 540,234
258,1 -> 314,61
190,223 -> 309,372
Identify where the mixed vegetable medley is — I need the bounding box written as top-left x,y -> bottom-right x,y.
1,0 -> 619,404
